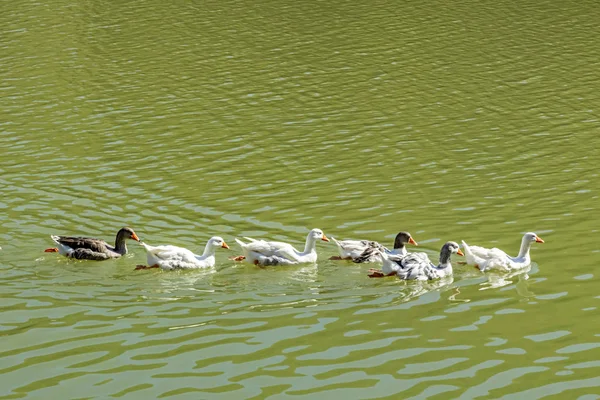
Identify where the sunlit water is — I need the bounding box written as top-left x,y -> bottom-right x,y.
2,0 -> 600,398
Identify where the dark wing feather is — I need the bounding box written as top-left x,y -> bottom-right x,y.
56,236 -> 110,253
69,248 -> 112,260
397,253 -> 434,280
352,241 -> 387,263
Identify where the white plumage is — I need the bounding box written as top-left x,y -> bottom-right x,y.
462,232 -> 544,272
138,236 -> 229,270
234,228 -> 329,266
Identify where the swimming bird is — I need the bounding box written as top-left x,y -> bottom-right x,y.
232,228 -> 329,266
368,241 -> 464,280
44,227 -> 140,260
461,232 -> 544,272
342,231 -> 418,263
135,236 -> 230,270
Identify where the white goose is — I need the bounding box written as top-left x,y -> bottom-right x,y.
368,241 -> 464,281
135,236 -> 229,270
232,228 -> 329,266
330,231 -> 418,263
461,232 -> 544,272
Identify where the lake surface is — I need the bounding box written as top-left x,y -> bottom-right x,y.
2,0 -> 600,398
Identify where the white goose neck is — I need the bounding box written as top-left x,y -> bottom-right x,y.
202,242 -> 217,257
396,247 -> 407,256
516,236 -> 533,259
302,234 -> 318,254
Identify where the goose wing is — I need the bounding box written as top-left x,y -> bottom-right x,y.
469,244 -> 509,260
52,235 -> 110,253
69,248 -> 112,260
352,241 -> 387,263
238,238 -> 299,261
397,253 -> 434,280
143,244 -> 198,263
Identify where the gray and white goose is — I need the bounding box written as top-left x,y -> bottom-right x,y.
368,241 -> 464,280
44,227 -> 140,260
331,231 -> 418,263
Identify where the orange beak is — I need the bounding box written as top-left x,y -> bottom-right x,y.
409,237 -> 418,246
457,249 -> 464,256
131,233 -> 140,242
322,235 -> 330,242
535,236 -> 544,243
222,242 -> 230,249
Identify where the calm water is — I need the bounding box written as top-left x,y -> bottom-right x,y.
2,0 -> 600,398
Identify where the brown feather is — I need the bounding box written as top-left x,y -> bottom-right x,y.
55,236 -> 110,253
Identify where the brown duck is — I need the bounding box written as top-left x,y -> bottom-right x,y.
44,227 -> 140,260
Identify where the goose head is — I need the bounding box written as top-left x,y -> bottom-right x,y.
445,241 -> 464,256
439,241 -> 464,265
208,236 -> 230,249
524,232 -> 544,243
308,228 -> 330,242
394,231 -> 418,248
119,227 -> 140,242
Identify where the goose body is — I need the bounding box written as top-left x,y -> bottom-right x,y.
331,231 -> 418,263
462,232 -> 544,272
44,227 -> 140,260
331,238 -> 384,260
233,228 -> 329,266
369,242 -> 464,280
136,236 -> 229,270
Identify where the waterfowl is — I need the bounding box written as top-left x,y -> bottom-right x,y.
135,236 -> 230,270
44,227 -> 140,260
368,241 -> 464,280
346,232 -> 418,263
232,228 -> 329,266
461,232 -> 544,272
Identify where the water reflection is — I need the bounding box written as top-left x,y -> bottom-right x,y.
2,0 -> 600,397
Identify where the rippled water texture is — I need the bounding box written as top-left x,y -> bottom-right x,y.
2,0 -> 600,398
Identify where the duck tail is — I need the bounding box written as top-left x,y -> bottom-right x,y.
235,238 -> 247,248
461,240 -> 472,257
47,235 -> 69,255
461,240 -> 479,266
140,242 -> 153,252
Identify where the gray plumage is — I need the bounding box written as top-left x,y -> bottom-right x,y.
47,227 -> 140,260
352,231 -> 417,263
380,241 -> 463,280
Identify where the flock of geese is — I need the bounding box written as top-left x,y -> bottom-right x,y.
42,227 -> 545,281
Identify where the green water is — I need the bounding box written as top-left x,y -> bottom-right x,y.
2,0 -> 600,398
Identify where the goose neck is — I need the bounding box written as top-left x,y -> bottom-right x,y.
114,230 -> 128,254
438,246 -> 453,267
302,235 -> 318,254
201,242 -> 217,257
516,236 -> 533,259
